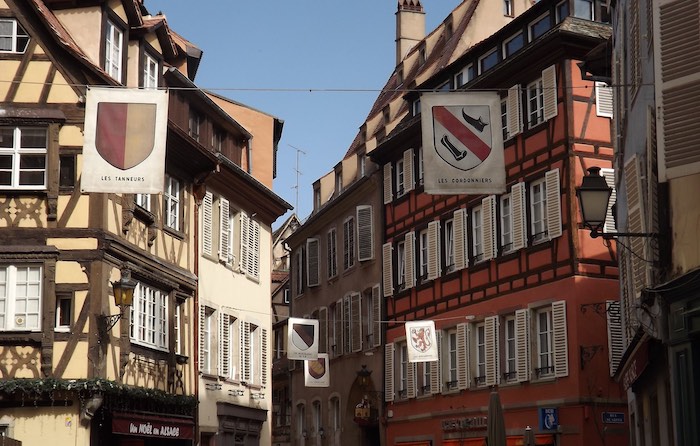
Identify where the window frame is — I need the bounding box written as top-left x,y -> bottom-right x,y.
503,31 -> 525,58
504,316 -> 517,382
327,227 -> 338,279
475,322 -> 486,386
418,228 -> 429,280
530,177 -> 548,243
164,174 -> 181,232
0,18 -> 30,53
536,308 -> 554,377
55,293 -> 72,332
455,64 -> 475,88
447,329 -> 458,390
188,109 -> 201,142
573,0 -> 595,20
529,12 -> 552,41
397,240 -> 406,289
478,47 -> 499,74
500,194 -> 513,254
0,126 -> 48,190
142,49 -> 159,89
503,0 -> 513,16
399,343 -> 408,399
396,158 -> 405,196
104,19 -> 124,82
527,77 -> 545,127
444,218 -> 455,273
472,206 -> 484,262
343,216 -> 355,271
0,264 -> 43,331
130,282 -> 169,351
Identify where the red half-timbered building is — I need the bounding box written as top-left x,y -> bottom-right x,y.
369,1 -> 628,445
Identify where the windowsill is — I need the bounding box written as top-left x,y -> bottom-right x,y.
54,326 -> 70,333
163,225 -> 185,240
130,340 -> 169,355
201,372 -> 219,381
133,205 -> 155,226
393,191 -> 410,205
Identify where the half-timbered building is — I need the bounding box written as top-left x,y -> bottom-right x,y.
366,1 -> 627,445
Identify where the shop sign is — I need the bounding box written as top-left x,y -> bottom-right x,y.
442,416 -> 487,432
622,341 -> 649,390
112,413 -> 194,440
539,407 -> 558,431
602,412 -> 625,424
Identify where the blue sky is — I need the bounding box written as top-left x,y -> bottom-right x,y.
146,0 -> 460,227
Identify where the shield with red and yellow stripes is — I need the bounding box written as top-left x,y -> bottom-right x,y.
95,102 -> 157,170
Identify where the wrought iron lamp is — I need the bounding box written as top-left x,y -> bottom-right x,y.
98,268 -> 137,335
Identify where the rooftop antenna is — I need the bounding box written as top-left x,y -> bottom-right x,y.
288,144 -> 306,212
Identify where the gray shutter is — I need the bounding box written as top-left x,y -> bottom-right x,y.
625,155 -> 648,296
457,323 -> 470,390
383,163 -> 393,203
382,242 -> 394,297
511,183 -> 527,250
239,213 -> 250,273
385,343 -> 395,402
404,148 -> 415,193
357,205 -> 374,261
202,192 -> 213,256
343,295 -> 351,354
372,285 -> 382,348
319,307 -> 328,354
596,82 -> 614,118
545,169 -> 562,240
427,221 -> 440,280
601,168 -> 617,233
552,300 -> 568,378
351,293 -> 362,353
240,320 -> 251,382
453,208 -> 468,270
335,299 -> 343,357
606,301 -> 624,377
404,231 -> 416,288
306,238 -> 320,287
430,330 -> 443,395
507,85 -> 523,136
542,65 -> 558,121
482,196 -> 497,261
515,309 -> 530,383
219,198 -> 230,263
219,312 -> 230,377
485,316 -> 499,386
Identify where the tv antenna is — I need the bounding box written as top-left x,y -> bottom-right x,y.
288,144 -> 306,212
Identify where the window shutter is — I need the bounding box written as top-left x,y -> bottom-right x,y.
654,0 -> 700,181
404,148 -> 415,193
601,168 -> 617,233
306,238 -> 320,287
219,198 -> 231,263
542,65 -> 558,121
343,295 -> 351,354
430,330 -> 443,395
453,208 -> 468,270
219,313 -> 230,377
240,213 -> 250,273
457,323 -> 470,390
545,169 -> 562,240
372,285 -> 382,347
319,307 -> 328,354
596,82 -> 614,118
606,301 -> 624,377
507,85 -> 523,136
351,293 -> 362,352
407,361 -> 417,399
552,300 -> 568,378
515,309 -> 530,383
250,220 -> 260,279
481,196 -> 497,261
427,221 -> 440,280
405,231 -> 416,288
382,243 -> 394,297
357,205 -> 374,261
383,163 -> 393,203
335,299 -> 343,356
625,155 -> 648,296
198,304 -> 206,371
511,183 -> 527,250
385,343 -> 395,402
240,320 -> 251,382
485,316 -> 500,386
261,328 -> 268,386
646,107 -> 660,284
202,192 -> 213,256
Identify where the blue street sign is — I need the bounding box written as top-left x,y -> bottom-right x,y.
539,407 -> 558,431
602,412 -> 625,424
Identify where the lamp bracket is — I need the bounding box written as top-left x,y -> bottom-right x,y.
580,302 -> 621,324
580,345 -> 603,369
97,313 -> 122,336
589,228 -> 657,240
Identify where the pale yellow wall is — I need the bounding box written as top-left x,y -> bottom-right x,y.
342,154 -> 358,188
59,125 -> 84,146
320,171 -> 335,204
126,41 -> 140,87
0,60 -> 19,100
14,61 -> 51,102
6,405 -> 87,446
670,173 -> 700,273
47,71 -> 81,104
54,7 -> 102,68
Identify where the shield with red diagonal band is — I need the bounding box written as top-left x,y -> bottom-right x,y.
95,102 -> 157,170
432,104 -> 492,171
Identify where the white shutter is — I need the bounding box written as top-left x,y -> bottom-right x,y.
372,285 -> 382,348
385,343 -> 395,402
427,221 -> 440,280
335,299 -> 343,357
456,323 -> 470,390
249,220 -> 260,279
507,85 -> 523,136
542,65 -> 558,121
430,330 -> 443,395
343,295 -> 351,354
407,361 -> 417,399
219,313 -> 230,377
453,208 -> 468,270
198,304 -> 206,371
606,301 -> 624,377
404,231 -> 416,288
485,316 -> 500,386
240,213 -> 250,273
382,243 -> 394,298
240,320 -> 251,382
383,163 -> 393,203
319,307 -> 328,354
306,238 -> 320,287
515,309 -> 530,383
219,198 -> 231,262
596,82 -> 614,118
202,192 -> 213,256
357,205 -> 374,261
654,0 -> 700,181
261,328 -> 268,386
481,196 -> 497,261
404,148 -> 415,193
511,183 -> 527,250
552,300 -> 568,378
351,293 -> 362,353
545,169 -> 562,240
625,155 -> 648,295
601,168 -> 617,233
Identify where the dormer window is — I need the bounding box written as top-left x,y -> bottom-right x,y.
188,109 -> 201,142
412,98 -> 421,116
142,51 -> 159,89
313,187 -> 321,210
419,46 -> 427,65
383,106 -> 391,124
335,170 -> 342,195
455,64 -> 474,88
105,20 -> 124,82
0,19 -> 30,53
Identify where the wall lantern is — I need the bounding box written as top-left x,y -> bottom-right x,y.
576,167 -> 656,240
98,268 -> 137,335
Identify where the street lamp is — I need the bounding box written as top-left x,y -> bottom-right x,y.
98,268 -> 137,335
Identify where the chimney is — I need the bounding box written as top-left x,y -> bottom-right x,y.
395,0 -> 425,66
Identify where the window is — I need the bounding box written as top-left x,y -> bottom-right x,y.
529,13 -> 551,40
59,154 -> 76,189
174,301 -> 183,355
396,158 -> 405,195
504,316 -> 516,381
455,64 -> 474,88
343,217 -> 355,270
135,193 -> 151,211
297,403 -> 306,439
399,343 -> 408,398
421,361 -> 431,394
397,240 -> 406,288
0,265 -> 42,331
556,1 -> 570,22
283,287 -> 290,304
55,294 -> 72,331
536,308 -> 554,377
444,219 -> 455,272
164,175 -> 181,231
418,229 -> 429,280
313,187 -> 321,211
417,147 -> 424,185
200,307 -> 213,373
527,78 -> 545,126
188,110 -> 201,142
437,81 -> 451,92
335,170 -> 343,195
0,127 -> 47,189
500,99 -> 509,141
476,323 -> 486,385
0,18 -> 29,53
500,194 -> 513,253
240,212 -> 260,280
447,329 -> 458,389
105,20 -> 123,82
412,98 -> 421,116
479,48 -> 499,74
472,206 -> 483,262
360,154 -> 366,177
330,397 -> 340,431
130,282 -> 168,350
574,0 -> 594,20
312,400 -> 322,437
503,32 -> 525,58
530,178 -> 548,242
327,228 -> 337,278
143,51 -> 158,89
250,324 -> 258,383
211,127 -> 224,152
295,250 -> 304,295
504,0 -> 513,16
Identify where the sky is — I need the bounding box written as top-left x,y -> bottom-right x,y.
145,0 -> 461,228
